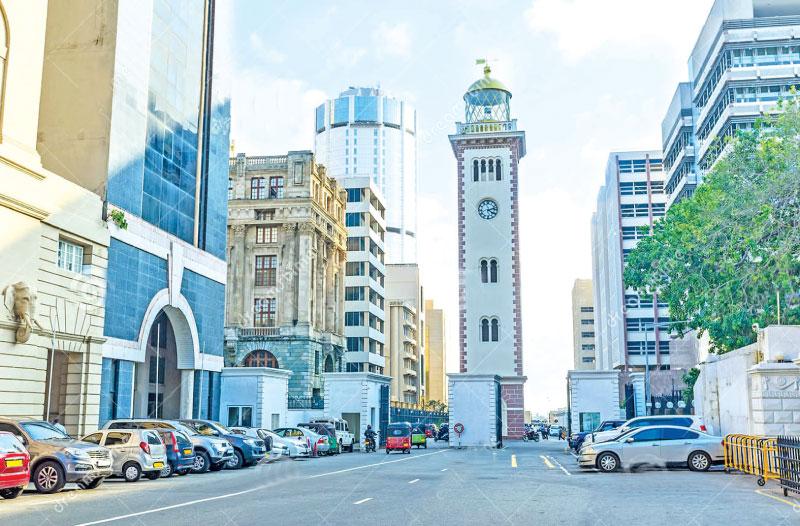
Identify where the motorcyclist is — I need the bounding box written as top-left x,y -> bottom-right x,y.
364,425 -> 377,451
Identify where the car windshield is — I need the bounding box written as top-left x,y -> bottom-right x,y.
21,421 -> 71,440
388,427 -> 409,436
187,421 -> 227,436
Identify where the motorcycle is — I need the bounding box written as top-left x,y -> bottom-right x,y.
521,428 -> 540,442
364,434 -> 377,452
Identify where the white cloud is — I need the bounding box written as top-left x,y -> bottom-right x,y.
373,22 -> 411,58
525,0 -> 713,61
248,33 -> 287,64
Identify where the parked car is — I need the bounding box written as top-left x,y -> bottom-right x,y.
274,427 -> 328,457
549,425 -> 562,438
298,423 -> 338,455
578,425 -> 724,473
0,418 -> 111,493
0,432 -> 30,499
570,420 -> 626,451
102,419 -> 234,473
582,415 -> 708,448
81,429 -> 167,482
180,419 -> 266,469
154,428 -> 195,477
229,427 -> 290,460
311,418 -> 355,452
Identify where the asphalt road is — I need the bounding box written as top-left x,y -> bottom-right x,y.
1,440 -> 799,525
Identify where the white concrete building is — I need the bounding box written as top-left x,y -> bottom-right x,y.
341,177 -> 387,375
385,264 -> 425,403
566,370 -> 622,434
314,87 -> 418,263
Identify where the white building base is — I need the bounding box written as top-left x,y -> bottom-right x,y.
220,367 -> 291,429
447,374 -> 501,448
567,370 -> 622,434
324,372 -> 391,447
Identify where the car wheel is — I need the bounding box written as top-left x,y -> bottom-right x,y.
337,443 -> 342,455
123,462 -> 142,482
688,451 -> 711,472
209,461 -> 225,471
386,448 -> 390,454
33,461 -> 66,493
227,450 -> 244,469
0,487 -> 24,499
160,462 -> 174,478
144,471 -> 160,480
193,451 -> 210,473
77,477 -> 104,490
596,452 -> 619,473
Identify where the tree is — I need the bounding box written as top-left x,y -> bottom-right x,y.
624,97 -> 800,353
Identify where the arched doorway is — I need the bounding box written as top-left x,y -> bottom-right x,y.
324,354 -> 334,373
243,350 -> 279,368
133,310 -> 182,419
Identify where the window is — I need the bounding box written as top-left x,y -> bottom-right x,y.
481,159 -> 486,173
581,331 -> 594,338
481,319 -> 490,342
228,179 -> 234,200
345,312 -> 364,326
58,240 -> 84,273
255,255 -> 277,286
250,177 -> 266,199
345,286 -> 364,301
347,237 -> 365,251
631,428 -> 662,442
473,160 -> 479,181
346,262 -> 365,276
490,260 -> 498,283
495,160 -> 502,180
346,213 -> 363,226
105,432 -> 131,446
581,319 -> 593,325
267,177 -> 284,198
581,357 -> 595,363
82,433 -> 103,445
581,344 -> 595,351
347,337 -> 364,352
491,319 -> 499,341
148,356 -> 165,384
347,188 -> 363,202
243,350 -> 279,368
661,428 -> 696,440
580,307 -> 594,313
480,259 -> 498,283
253,298 -> 276,327
480,260 -> 488,283
579,412 -> 600,432
255,226 -> 277,244
227,406 -> 253,428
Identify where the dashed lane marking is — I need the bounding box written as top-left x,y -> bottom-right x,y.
440,468 -> 448,472
353,498 -> 373,505
547,456 -> 572,476
511,454 -> 518,468
540,455 -> 555,469
408,479 -> 420,484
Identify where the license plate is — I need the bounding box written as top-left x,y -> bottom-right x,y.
5,459 -> 22,468
97,460 -> 111,468
183,449 -> 193,455
153,462 -> 164,469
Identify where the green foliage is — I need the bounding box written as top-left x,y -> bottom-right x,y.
109,209 -> 128,230
624,97 -> 800,353
682,367 -> 700,405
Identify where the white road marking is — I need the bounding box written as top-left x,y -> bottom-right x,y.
548,456 -> 572,476
440,468 -> 448,472
73,449 -> 449,525
408,478 -> 420,484
353,498 -> 373,505
540,455 -> 555,469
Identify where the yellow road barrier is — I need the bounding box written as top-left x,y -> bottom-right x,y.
724,434 -> 779,487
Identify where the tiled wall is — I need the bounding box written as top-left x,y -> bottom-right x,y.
98,358 -> 135,424
181,268 -> 225,357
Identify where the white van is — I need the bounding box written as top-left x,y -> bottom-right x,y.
310,417 -> 355,453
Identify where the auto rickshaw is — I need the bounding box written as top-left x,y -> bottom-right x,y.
385,422 -> 412,454
411,424 -> 428,449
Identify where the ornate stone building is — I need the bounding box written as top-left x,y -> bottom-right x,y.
225,151 -> 347,401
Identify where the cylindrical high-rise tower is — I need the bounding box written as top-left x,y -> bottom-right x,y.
314,87 -> 417,263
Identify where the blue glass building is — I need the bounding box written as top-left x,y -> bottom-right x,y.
38,0 -> 230,423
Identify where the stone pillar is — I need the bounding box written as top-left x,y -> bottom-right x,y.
500,377 -> 526,439
629,372 -> 646,417
180,369 -> 195,418
748,361 -> 800,436
448,373 -> 501,447
280,223 -> 297,326
296,223 -> 313,325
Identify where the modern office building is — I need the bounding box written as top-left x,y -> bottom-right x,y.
0,0 -> 109,436
385,264 -> 425,403
225,152 -> 347,401
341,177 -> 387,375
662,83 -> 697,206
664,0 -> 800,205
591,152 -> 671,373
424,299 -> 447,403
448,64 -> 527,439
571,279 -> 597,370
37,0 -> 230,423
314,87 -> 418,263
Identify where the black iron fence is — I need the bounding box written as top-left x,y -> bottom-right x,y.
390,406 -> 447,427
777,435 -> 800,497
288,395 -> 324,410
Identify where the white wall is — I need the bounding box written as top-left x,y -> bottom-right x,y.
324,372 -> 390,445
448,374 -> 500,447
568,371 -> 621,433
220,368 -> 291,429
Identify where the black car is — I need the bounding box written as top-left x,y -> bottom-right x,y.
180,420 -> 266,469
570,420 -> 626,451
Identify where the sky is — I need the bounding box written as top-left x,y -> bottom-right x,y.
217,0 -> 716,416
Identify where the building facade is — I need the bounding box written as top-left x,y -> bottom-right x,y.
424,299 -> 447,404
662,83 -> 697,206
0,0 -> 109,435
385,264 -> 425,404
341,177 -> 387,375
38,0 -> 230,423
665,0 -> 800,205
591,152 -> 671,373
314,87 -> 418,263
448,65 -> 527,439
571,279 -> 597,370
225,152 -> 347,401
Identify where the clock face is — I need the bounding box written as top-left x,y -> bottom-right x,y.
477,199 -> 498,220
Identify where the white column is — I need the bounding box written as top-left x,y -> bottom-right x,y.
180,370 -> 195,418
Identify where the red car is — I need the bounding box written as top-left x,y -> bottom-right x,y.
0,431 -> 30,499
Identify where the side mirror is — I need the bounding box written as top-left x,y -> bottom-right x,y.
625,437 -> 634,443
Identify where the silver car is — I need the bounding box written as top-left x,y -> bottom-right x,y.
579,425 -> 724,473
230,427 -> 292,460
273,427 -> 321,457
583,414 -> 708,447
0,418 -> 112,493
82,429 -> 167,482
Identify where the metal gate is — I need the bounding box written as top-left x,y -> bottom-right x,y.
777,435 -> 800,496
495,382 -> 503,448
379,384 -> 389,447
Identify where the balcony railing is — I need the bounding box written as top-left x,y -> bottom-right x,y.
288,395 -> 324,410
455,120 -> 517,135
238,327 -> 280,338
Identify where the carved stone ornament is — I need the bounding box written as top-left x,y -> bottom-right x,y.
2,282 -> 41,343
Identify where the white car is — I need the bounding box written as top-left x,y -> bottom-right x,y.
230,427 -> 292,459
273,427 -> 323,457
582,415 -> 707,448
578,425 -> 723,472
311,418 -> 355,452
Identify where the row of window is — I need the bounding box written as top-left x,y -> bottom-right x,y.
581,344 -> 595,351
480,258 -> 499,283
624,294 -> 669,309
619,181 -> 664,196
626,340 -> 670,353
472,158 -> 503,182
663,130 -> 694,172
622,226 -> 648,241
250,176 -> 284,199
620,203 -> 666,218
626,317 -> 671,332
580,306 -> 594,313
618,158 -> 663,174
479,317 -> 501,342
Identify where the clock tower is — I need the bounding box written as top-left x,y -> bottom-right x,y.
449,63 -> 526,439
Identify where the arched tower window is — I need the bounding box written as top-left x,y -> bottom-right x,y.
480,259 -> 488,283
480,159 -> 486,173
473,160 -> 479,181
489,259 -> 498,283
495,160 -> 502,181
491,318 -> 499,342
488,159 -> 494,173
243,350 -> 279,368
480,318 -> 490,342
